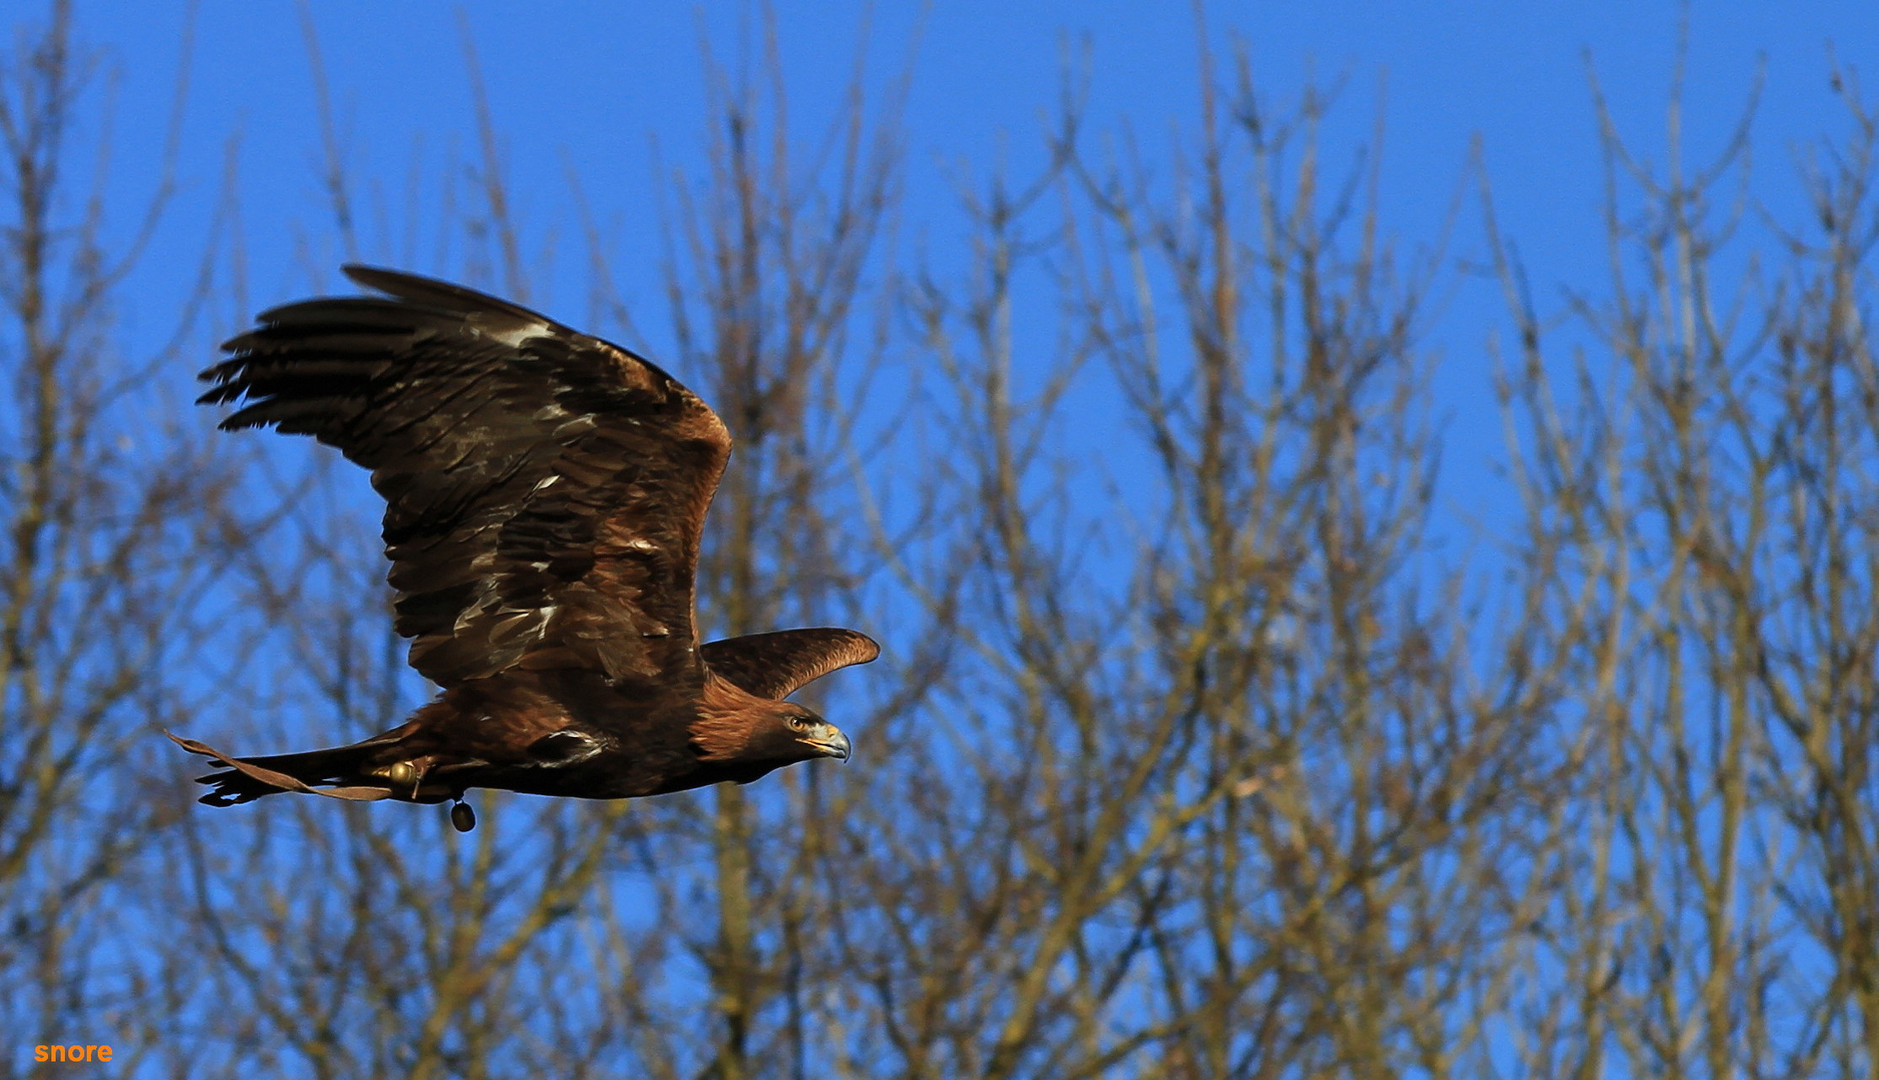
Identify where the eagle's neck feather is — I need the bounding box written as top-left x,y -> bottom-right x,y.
689,670 -> 772,760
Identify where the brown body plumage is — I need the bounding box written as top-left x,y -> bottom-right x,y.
170,267 -> 876,826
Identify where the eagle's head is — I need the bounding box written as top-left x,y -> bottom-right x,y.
691,675 -> 851,776
748,702 -> 852,766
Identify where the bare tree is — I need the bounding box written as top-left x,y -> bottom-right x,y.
813,38 -> 1585,1077
0,2 -> 254,1076
1487,56 -> 1879,1080
605,20 -> 910,1079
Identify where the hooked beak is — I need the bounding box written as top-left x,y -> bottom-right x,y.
802,724 -> 851,762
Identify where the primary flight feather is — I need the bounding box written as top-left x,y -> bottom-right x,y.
171,267 -> 877,830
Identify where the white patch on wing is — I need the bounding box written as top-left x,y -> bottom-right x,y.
532,475 -> 562,492
526,730 -> 603,766
480,321 -> 550,348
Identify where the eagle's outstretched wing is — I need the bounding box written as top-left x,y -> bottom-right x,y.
203,266 -> 730,690
701,628 -> 880,700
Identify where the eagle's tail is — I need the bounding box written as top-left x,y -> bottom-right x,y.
166,730 -> 414,806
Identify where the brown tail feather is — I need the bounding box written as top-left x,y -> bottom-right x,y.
166,731 -> 402,806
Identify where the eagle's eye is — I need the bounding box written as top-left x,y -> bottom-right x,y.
787,714 -> 810,730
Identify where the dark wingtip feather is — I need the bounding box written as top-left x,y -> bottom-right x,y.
341,264 -> 555,325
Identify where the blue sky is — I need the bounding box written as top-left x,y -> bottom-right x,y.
80,1 -> 1877,311
65,1 -> 1878,554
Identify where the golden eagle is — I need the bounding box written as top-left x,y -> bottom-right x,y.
170,267 -> 877,831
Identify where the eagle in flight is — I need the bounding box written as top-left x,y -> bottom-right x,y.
170,266 -> 877,831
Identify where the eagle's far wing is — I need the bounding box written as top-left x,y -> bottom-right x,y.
701,628 -> 881,700
203,265 -> 731,690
